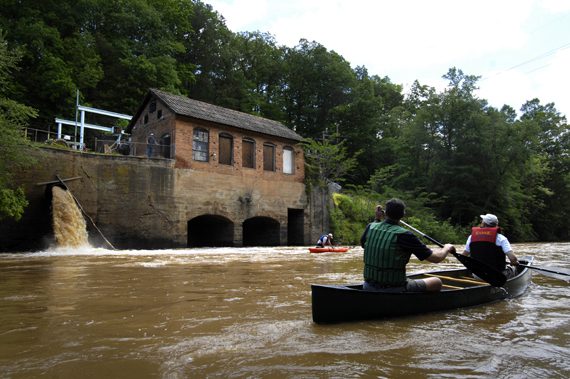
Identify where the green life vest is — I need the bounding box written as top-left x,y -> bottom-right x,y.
363,221 -> 410,286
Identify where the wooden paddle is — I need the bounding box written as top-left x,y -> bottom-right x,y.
517,263 -> 570,282
399,220 -> 507,287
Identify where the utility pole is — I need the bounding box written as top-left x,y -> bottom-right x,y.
74,89 -> 79,145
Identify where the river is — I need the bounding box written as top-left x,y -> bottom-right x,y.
0,243 -> 568,378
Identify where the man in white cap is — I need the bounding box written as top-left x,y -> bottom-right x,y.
462,213 -> 519,278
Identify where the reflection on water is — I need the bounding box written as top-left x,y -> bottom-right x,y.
0,244 -> 568,378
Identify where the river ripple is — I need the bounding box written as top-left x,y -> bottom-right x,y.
0,243 -> 568,378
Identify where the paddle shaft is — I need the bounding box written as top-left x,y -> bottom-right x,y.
399,220 -> 467,262
399,220 -> 444,248
518,263 -> 570,277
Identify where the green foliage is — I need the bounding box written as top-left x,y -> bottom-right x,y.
302,135 -> 359,185
0,29 -> 36,220
282,39 -> 356,139
519,100 -> 570,240
329,192 -> 377,245
0,187 -> 28,221
328,190 -> 466,245
331,71 -> 405,184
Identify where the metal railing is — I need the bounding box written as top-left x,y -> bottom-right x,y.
93,139 -> 174,158
23,127 -> 56,143
22,127 -> 173,158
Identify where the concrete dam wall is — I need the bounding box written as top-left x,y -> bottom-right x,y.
1,148 -> 329,252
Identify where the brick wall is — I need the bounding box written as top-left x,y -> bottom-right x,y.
172,118 -> 305,182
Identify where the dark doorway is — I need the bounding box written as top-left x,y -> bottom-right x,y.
287,208 -> 304,245
243,217 -> 280,246
160,133 -> 171,158
188,215 -> 234,247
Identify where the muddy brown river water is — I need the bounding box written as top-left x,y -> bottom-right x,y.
0,243 -> 568,378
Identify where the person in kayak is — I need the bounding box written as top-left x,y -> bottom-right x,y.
362,198 -> 456,292
461,213 -> 519,278
316,233 -> 334,248
360,204 -> 385,248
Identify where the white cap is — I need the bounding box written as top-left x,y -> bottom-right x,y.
480,214 -> 498,226
328,233 -> 333,238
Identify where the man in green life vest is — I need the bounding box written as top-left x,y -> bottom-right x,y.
362,198 -> 456,292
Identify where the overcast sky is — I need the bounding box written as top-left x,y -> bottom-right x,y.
205,0 -> 570,119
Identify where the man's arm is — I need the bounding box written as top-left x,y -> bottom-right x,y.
506,250 -> 518,265
461,236 -> 471,256
397,232 -> 438,261
425,244 -> 456,263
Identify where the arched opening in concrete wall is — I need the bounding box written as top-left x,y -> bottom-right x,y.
243,217 -> 280,246
188,215 -> 234,247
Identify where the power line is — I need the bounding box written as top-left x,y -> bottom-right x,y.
505,42 -> 570,71
481,41 -> 570,81
525,63 -> 551,75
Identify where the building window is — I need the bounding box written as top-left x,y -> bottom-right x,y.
219,133 -> 233,165
144,114 -> 148,124
283,146 -> 294,174
263,143 -> 275,171
157,109 -> 162,119
149,100 -> 156,113
242,138 -> 255,168
193,128 -> 209,161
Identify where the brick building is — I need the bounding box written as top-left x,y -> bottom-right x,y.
126,89 -> 309,247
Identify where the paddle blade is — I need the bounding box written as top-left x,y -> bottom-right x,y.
519,264 -> 570,283
540,272 -> 570,283
453,253 -> 507,287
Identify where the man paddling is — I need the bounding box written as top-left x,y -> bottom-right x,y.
461,213 -> 519,279
362,198 -> 456,292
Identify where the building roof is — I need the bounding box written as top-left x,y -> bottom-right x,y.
129,88 -> 303,142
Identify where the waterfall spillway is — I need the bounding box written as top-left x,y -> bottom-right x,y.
51,186 -> 89,247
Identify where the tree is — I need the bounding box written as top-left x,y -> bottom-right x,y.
181,1 -> 235,105
379,68 -> 538,237
331,69 -> 405,184
0,0 -> 196,122
81,0 -> 194,112
0,0 -> 104,124
519,100 -> 569,240
302,135 -> 359,186
282,40 -> 356,138
0,30 -> 37,220
229,31 -> 287,121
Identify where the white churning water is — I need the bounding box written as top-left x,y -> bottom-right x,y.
51,186 -> 89,248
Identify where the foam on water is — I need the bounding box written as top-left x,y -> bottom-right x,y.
51,186 -> 89,248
